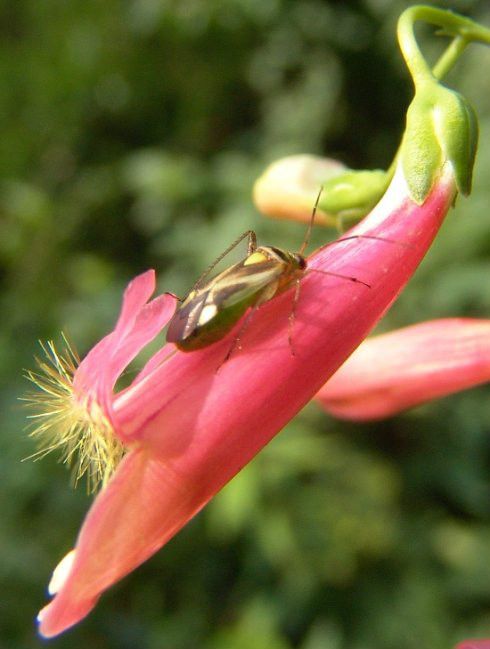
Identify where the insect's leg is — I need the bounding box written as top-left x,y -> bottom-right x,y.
194,230 -> 258,291
288,278 -> 302,356
219,305 -> 260,368
306,268 -> 371,288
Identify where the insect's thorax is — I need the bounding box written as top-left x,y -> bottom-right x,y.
250,246 -> 306,288
249,246 -> 306,269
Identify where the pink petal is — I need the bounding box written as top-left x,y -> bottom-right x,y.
317,318 -> 490,421
38,164 -> 457,636
73,270 -> 177,420
39,448 -> 213,637
74,270 -> 157,387
455,642 -> 490,649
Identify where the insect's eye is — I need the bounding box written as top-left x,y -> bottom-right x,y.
298,256 -> 307,270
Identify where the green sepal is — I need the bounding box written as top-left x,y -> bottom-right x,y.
319,169 -> 390,223
401,81 -> 479,204
440,89 -> 478,196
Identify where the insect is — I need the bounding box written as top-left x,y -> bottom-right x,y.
166,191 -> 375,358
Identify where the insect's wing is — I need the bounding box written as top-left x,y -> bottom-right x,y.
212,260 -> 285,308
166,289 -> 210,343
167,259 -> 287,345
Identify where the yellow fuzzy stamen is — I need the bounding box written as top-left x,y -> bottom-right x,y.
23,338 -> 125,493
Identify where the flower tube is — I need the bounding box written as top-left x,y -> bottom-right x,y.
316,318 -> 490,421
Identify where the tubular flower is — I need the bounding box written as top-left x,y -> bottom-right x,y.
316,318 -> 490,421
30,5 -> 490,638
30,162 -> 457,637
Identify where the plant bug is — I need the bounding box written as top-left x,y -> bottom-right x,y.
166,190 -> 381,358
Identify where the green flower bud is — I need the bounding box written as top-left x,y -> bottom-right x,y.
319,169 -> 389,222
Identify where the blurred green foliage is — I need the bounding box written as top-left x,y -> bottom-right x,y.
1,1 -> 490,648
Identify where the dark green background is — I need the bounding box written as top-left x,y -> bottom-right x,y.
1,1 -> 490,648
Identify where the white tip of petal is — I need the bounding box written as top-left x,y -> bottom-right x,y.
37,605 -> 47,622
48,549 -> 76,596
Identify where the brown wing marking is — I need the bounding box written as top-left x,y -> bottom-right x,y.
166,289 -> 210,342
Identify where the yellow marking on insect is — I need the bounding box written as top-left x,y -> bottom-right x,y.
243,251 -> 268,266
22,339 -> 125,493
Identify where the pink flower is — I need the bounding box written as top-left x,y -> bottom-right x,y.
455,642 -> 490,649
316,318 -> 490,421
29,163 -> 458,637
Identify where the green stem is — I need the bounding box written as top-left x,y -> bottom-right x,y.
397,6 -> 434,84
397,5 -> 490,88
432,36 -> 467,80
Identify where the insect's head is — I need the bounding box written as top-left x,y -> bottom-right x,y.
293,253 -> 307,270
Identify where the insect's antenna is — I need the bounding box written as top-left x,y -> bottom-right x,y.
311,233 -> 414,259
306,268 -> 371,288
299,186 -> 323,256
164,291 -> 182,302
193,230 -> 257,290
334,234 -> 414,249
